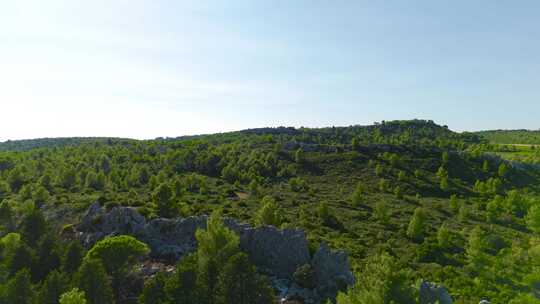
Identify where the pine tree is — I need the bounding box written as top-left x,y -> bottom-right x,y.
195,211 -> 240,304
373,201 -> 390,224
76,259 -> 113,304
350,182 -> 364,207
165,254 -> 199,304
154,183 -> 177,218
437,222 -> 452,249
254,196 -> 282,227
526,204 -> 540,234
138,272 -> 168,304
39,270 -> 68,304
407,208 -> 426,241
63,241 -> 84,274
5,269 -> 34,304
20,207 -> 47,246
59,288 -> 87,304
335,252 -> 415,304
216,253 -> 274,304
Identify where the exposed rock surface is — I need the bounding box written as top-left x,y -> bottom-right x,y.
311,243 -> 355,300
76,203 -> 355,303
419,281 -> 453,304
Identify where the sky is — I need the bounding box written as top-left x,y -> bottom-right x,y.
1,1 -> 539,141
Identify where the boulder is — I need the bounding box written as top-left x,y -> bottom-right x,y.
419,281 -> 453,304
311,242 -> 355,300
230,223 -> 311,278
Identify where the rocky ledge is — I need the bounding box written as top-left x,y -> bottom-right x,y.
75,203 -> 355,303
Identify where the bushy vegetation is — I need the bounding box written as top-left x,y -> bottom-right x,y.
0,120 -> 539,303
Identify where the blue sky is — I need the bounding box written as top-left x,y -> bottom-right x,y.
1,1 -> 539,140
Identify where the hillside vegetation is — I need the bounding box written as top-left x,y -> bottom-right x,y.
0,120 -> 539,304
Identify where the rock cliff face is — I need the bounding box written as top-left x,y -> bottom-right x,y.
76,202 -> 355,303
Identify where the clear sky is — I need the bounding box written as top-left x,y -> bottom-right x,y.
1,1 -> 539,141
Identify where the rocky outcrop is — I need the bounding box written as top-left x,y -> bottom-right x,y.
76,203 -> 355,303
311,243 -> 355,300
419,281 -> 453,304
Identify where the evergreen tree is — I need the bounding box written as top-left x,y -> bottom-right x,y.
153,183 -> 177,218
350,182 -> 364,207
437,222 -> 452,249
33,233 -> 62,282
254,196 -> 282,227
216,253 -> 274,304
498,163 -> 509,178
295,148 -> 304,164
9,243 -> 33,277
336,252 -> 415,304
138,272 -> 168,304
526,204 -> 540,234
76,259 -> 113,304
5,269 -> 34,304
20,207 -> 47,246
165,254 -> 199,304
39,270 -> 68,304
373,201 -> 390,224
466,226 -> 486,267
63,241 -> 84,274
195,211 -> 240,304
482,160 -> 490,173
59,288 -> 87,304
449,194 -> 459,212
407,208 -> 426,241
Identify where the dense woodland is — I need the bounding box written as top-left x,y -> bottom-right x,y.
0,120 -> 540,303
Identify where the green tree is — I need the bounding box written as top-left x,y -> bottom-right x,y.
482,160 -> 490,173
33,185 -> 50,204
0,200 -> 14,232
498,163 -> 509,178
350,182 -> 364,207
336,252 -> 415,304
526,204 -> 540,234
9,243 -> 33,277
138,272 -> 168,304
373,201 -> 390,224
165,254 -> 199,304
379,179 -> 389,192
407,208 -> 426,241
85,235 -> 149,279
195,211 -> 240,304
351,137 -> 360,151
375,164 -> 384,176
295,148 -> 305,164
76,259 -> 113,304
39,270 -> 68,304
5,269 -> 34,304
397,170 -> 406,182
437,222 -> 452,249
394,186 -> 403,199
466,226 -> 486,267
34,233 -> 62,282
20,207 -> 47,246
439,177 -> 449,191
63,241 -> 84,274
59,167 -> 78,190
153,183 -> 177,218
59,288 -> 87,304
449,194 -> 459,212
254,196 -> 282,227
216,253 -> 274,304
442,151 -> 449,164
